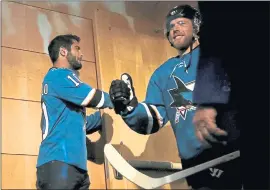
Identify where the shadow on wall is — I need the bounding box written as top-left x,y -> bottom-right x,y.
86,112 -> 114,164
86,112 -> 180,164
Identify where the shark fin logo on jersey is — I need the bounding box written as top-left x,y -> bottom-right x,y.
168,75 -> 196,122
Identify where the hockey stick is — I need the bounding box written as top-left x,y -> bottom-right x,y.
104,144 -> 240,189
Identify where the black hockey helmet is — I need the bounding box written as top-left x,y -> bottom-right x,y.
164,5 -> 202,40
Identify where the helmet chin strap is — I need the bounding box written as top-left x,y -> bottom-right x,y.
184,40 -> 194,73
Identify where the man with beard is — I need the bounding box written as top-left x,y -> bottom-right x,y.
109,5 -> 241,189
36,34 -> 113,189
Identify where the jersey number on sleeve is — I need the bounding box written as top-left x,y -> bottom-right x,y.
67,73 -> 83,87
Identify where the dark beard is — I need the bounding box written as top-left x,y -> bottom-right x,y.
67,53 -> 82,70
170,35 -> 194,52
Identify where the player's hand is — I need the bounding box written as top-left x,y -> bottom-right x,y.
193,107 -> 228,148
109,73 -> 138,115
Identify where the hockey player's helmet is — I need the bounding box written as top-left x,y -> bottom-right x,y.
165,5 -> 202,40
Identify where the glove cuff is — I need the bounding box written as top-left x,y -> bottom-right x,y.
119,97 -> 138,116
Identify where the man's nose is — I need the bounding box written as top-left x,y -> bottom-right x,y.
173,24 -> 182,31
172,27 -> 181,34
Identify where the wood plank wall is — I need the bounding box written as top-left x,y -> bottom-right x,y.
1,1 -> 197,189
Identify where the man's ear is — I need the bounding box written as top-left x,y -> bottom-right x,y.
59,47 -> 68,57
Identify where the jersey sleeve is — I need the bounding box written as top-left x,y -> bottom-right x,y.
85,111 -> 102,134
122,73 -> 169,135
50,70 -> 113,109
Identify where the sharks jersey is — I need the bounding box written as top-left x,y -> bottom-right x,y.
123,47 -> 204,159
37,68 -> 113,171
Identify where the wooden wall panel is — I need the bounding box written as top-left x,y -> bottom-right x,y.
12,1 -> 104,20
2,47 -> 97,101
0,2 -> 3,189
94,9 -> 188,189
2,154 -> 106,189
2,47 -> 51,101
2,154 -> 38,189
2,1 -> 95,62
13,1 -> 160,23
2,99 -> 41,155
13,1 -> 198,31
87,160 -> 106,189
0,2 -> 2,189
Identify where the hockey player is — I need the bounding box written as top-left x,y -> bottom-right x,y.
36,34 -> 113,189
109,5 -> 241,189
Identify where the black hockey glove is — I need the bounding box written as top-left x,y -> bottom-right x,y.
109,73 -> 138,115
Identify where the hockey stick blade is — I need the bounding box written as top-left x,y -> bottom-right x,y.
104,144 -> 240,189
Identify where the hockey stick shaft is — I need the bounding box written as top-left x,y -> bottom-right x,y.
104,144 -> 240,189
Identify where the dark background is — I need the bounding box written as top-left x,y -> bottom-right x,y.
198,2 -> 269,189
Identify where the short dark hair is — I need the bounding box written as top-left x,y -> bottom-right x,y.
48,34 -> 80,63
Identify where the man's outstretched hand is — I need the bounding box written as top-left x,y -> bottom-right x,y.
193,107 -> 228,149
